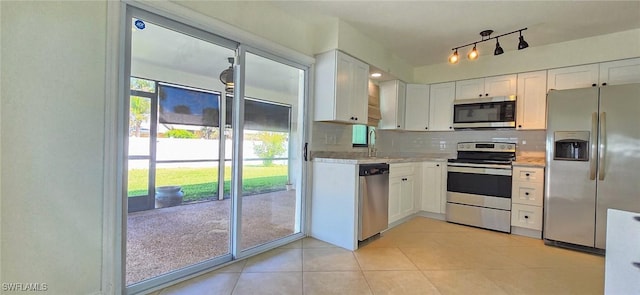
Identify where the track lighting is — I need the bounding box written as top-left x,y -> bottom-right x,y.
448,49 -> 459,64
518,31 -> 529,50
467,44 -> 478,60
494,38 -> 504,55
448,28 -> 528,63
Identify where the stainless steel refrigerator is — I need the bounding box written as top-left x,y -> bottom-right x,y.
545,83 -> 640,250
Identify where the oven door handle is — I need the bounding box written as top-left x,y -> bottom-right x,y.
448,166 -> 512,176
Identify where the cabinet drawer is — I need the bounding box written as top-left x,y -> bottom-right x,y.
390,163 -> 414,177
513,166 -> 544,183
512,182 -> 544,206
511,204 -> 543,230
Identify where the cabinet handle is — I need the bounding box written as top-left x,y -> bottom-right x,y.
524,215 -> 529,219
633,262 -> 640,270
525,192 -> 530,196
436,164 -> 440,167
397,125 -> 400,128
449,126 -> 453,129
592,83 -> 597,87
478,94 -> 482,97
518,125 -> 522,128
425,127 -> 428,130
633,216 -> 640,222
354,117 -> 358,121
602,82 -> 607,86
350,117 -> 354,120
485,93 -> 489,96
525,173 -> 530,177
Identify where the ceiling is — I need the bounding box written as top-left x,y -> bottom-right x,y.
270,1 -> 640,67
132,1 -> 640,90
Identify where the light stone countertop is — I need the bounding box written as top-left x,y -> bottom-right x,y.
513,156 -> 546,168
312,153 -> 452,165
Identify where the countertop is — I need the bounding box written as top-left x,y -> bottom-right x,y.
512,156 -> 546,167
312,153 -> 451,164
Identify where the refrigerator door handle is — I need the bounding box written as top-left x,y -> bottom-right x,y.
590,112 -> 598,180
598,112 -> 607,180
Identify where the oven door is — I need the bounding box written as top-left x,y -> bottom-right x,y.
446,165 -> 512,198
453,98 -> 516,129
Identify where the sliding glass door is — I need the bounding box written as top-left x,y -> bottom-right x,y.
124,6 -> 308,293
237,50 -> 305,253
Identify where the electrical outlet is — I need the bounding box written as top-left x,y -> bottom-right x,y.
522,140 -> 527,145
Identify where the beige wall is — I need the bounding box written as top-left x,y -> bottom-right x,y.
414,29 -> 640,84
1,2 -> 106,294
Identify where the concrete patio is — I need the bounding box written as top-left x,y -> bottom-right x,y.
126,190 -> 296,285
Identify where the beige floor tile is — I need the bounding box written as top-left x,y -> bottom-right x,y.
389,232 -> 443,248
214,260 -> 246,273
279,239 -> 302,249
232,272 -> 302,295
422,270 -> 507,295
159,272 -> 240,295
354,247 -> 417,270
364,270 -> 440,295
242,248 -> 302,272
303,271 -> 371,295
391,217 -> 471,233
302,237 -> 338,248
400,246 -> 478,270
303,247 -> 360,271
482,267 -> 604,295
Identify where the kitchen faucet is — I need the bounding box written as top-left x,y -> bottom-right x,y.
368,128 -> 377,157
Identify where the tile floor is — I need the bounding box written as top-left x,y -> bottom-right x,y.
153,217 -> 605,295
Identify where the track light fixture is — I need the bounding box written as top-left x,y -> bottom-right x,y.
494,38 -> 504,56
448,28 -> 528,64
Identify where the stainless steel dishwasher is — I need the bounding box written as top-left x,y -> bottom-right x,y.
358,163 -> 390,241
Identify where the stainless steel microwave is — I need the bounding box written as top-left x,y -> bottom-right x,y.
452,95 -> 516,129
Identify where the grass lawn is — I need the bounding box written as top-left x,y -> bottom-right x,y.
128,165 -> 288,202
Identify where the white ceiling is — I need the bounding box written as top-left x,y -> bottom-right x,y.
271,1 -> 640,67
132,1 -> 640,89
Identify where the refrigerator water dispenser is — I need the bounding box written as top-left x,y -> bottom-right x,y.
554,131 -> 590,161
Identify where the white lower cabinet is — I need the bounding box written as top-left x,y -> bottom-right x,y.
420,161 -> 447,214
511,166 -> 545,238
389,163 -> 417,224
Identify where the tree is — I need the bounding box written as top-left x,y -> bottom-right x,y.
130,96 -> 150,137
253,132 -> 287,166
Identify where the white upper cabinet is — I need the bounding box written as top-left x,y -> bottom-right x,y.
314,50 -> 369,124
547,64 -> 599,91
455,74 -> 516,99
404,84 -> 430,131
599,58 -> 640,86
378,80 -> 406,130
429,82 -> 455,131
516,71 -> 547,130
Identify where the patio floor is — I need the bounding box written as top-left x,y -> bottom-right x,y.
126,189 -> 296,285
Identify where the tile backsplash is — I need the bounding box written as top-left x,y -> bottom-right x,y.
310,121 -> 547,158
376,129 -> 546,157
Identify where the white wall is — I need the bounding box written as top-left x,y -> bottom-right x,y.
1,2 -> 106,294
415,29 -> 640,84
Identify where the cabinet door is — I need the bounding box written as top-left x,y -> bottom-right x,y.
485,74 -> 517,97
350,58 -> 369,123
455,78 -> 484,99
379,80 -> 406,130
335,52 -> 354,122
421,162 -> 444,213
388,176 -> 403,224
429,82 -> 455,131
547,64 -> 599,91
599,58 -> 640,86
516,71 -> 547,130
400,177 -> 415,217
405,84 -> 430,131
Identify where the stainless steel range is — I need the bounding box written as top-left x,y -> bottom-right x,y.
446,142 -> 516,232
